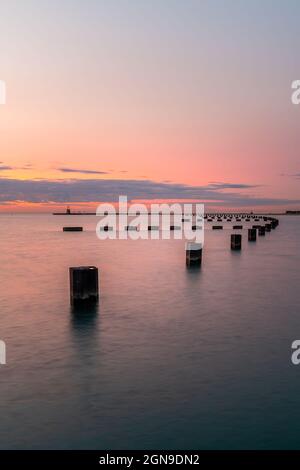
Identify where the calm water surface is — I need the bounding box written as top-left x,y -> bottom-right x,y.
0,214 -> 300,449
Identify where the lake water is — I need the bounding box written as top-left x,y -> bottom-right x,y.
0,214 -> 300,449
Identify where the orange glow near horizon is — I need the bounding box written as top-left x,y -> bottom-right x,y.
1,2 -> 300,212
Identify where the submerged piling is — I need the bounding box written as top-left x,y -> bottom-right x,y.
186,242 -> 202,267
231,234 -> 242,250
69,266 -> 99,305
258,226 -> 266,236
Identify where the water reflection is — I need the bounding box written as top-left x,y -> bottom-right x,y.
185,263 -> 202,278
70,302 -> 99,335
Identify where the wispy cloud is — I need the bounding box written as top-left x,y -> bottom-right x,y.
281,173 -> 300,179
0,163 -> 33,171
207,182 -> 261,190
58,167 -> 108,175
0,177 -> 298,207
0,165 -> 12,171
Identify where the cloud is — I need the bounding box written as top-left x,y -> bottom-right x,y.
207,182 -> 261,190
0,177 -> 298,207
58,167 -> 108,175
0,163 -> 33,171
0,165 -> 12,171
281,173 -> 300,179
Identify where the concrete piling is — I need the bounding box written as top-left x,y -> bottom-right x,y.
248,228 -> 257,241
271,219 -> 278,229
63,227 -> 83,232
69,266 -> 99,305
265,223 -> 271,232
231,234 -> 242,250
186,242 -> 202,267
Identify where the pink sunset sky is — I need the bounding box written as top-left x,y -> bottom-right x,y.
0,0 -> 299,212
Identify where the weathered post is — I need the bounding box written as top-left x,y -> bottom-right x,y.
69,266 -> 99,305
231,234 -> 242,250
248,228 -> 257,241
63,227 -> 83,232
186,242 -> 202,267
271,219 -> 278,229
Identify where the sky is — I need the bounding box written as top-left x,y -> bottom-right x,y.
0,0 -> 299,212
